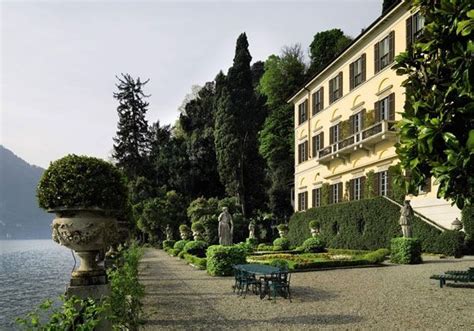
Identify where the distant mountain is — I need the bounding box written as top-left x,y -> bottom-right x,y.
0,145 -> 52,239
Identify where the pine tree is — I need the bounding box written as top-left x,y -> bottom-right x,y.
113,73 -> 150,179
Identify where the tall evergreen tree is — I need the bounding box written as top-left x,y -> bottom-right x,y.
382,0 -> 399,14
258,45 -> 307,220
113,74 -> 150,179
214,33 -> 266,217
308,29 -> 352,77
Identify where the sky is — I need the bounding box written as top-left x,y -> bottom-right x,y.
1,0 -> 381,168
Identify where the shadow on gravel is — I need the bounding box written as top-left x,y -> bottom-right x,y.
421,259 -> 471,265
144,313 -> 362,328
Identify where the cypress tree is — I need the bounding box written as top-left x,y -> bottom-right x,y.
113,73 -> 150,179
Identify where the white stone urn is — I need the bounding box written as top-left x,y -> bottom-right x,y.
192,230 -> 204,241
310,228 -> 320,238
52,209 -> 117,282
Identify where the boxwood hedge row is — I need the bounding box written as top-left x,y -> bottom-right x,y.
288,197 -> 459,254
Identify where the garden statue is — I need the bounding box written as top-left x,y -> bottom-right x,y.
165,224 -> 173,241
218,207 -> 233,245
248,221 -> 256,239
399,200 -> 414,238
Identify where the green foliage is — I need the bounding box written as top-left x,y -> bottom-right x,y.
436,230 -> 465,257
387,164 -> 406,203
462,205 -> 474,253
277,224 -> 289,232
179,224 -> 191,233
112,73 -> 150,179
321,183 -> 330,206
182,240 -> 208,258
187,197 -> 219,223
364,248 -> 390,264
308,29 -> 352,76
309,220 -> 320,229
301,237 -> 326,253
365,171 -> 376,199
257,243 -> 274,251
163,240 -> 175,250
37,154 -> 128,213
390,237 -> 422,264
107,243 -> 144,329
183,253 -> 207,270
173,239 -> 190,253
206,245 -> 247,276
382,0 -> 399,14
269,259 -> 289,270
191,221 -> 205,233
273,237 -> 290,250
15,296 -> 106,330
288,197 -> 459,254
393,0 -> 474,209
246,237 -> 258,247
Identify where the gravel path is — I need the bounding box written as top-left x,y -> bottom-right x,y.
139,248 -> 474,330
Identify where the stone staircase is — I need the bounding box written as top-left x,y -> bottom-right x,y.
409,196 -> 461,230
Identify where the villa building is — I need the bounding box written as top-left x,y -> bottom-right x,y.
288,1 -> 460,229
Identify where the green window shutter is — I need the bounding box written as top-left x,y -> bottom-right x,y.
320,87 -> 324,110
329,79 -> 334,104
360,176 -> 366,199
320,132 -> 324,149
389,31 -> 395,63
329,185 -> 334,204
374,100 -> 381,122
338,71 -> 343,97
338,182 -> 343,202
374,42 -> 380,73
349,115 -> 355,134
349,179 -> 355,201
374,172 -> 380,196
361,53 -> 367,82
389,93 -> 395,120
329,126 -> 334,144
361,109 -> 366,129
312,135 -> 317,157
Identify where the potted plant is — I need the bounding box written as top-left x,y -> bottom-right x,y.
179,224 -> 192,240
191,221 -> 205,241
277,224 -> 289,238
309,220 -> 321,238
37,154 -> 128,285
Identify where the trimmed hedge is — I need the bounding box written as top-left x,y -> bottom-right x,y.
273,238 -> 290,250
246,238 -> 258,247
173,240 -> 190,253
390,238 -> 422,264
436,231 -> 465,258
462,205 -> 474,253
183,253 -> 207,270
301,237 -> 326,253
206,245 -> 247,276
288,197 -> 460,254
182,240 -> 208,258
163,240 -> 175,250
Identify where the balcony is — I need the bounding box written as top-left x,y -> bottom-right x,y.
318,120 -> 397,165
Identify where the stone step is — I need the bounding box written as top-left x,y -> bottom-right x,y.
409,197 -> 461,230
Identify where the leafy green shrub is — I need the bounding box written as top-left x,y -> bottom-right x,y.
256,243 -> 274,251
246,238 -> 258,247
269,259 -> 289,270
273,238 -> 290,250
173,240 -> 190,253
182,240 -> 208,258
234,242 -> 254,255
191,221 -> 205,233
436,230 -> 465,257
462,205 -> 474,253
163,240 -> 175,250
364,248 -> 390,263
301,237 -> 326,253
277,224 -> 289,232
37,154 -> 128,213
390,238 -> 422,264
179,224 -> 191,233
206,245 -> 247,276
169,248 -> 180,256
309,220 -> 320,229
183,253 -> 207,269
288,197 -> 456,253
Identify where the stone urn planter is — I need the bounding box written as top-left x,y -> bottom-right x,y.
277,224 -> 289,238
191,221 -> 205,241
309,220 -> 321,238
37,155 -> 128,297
179,224 -> 192,240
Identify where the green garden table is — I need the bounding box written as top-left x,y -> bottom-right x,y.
233,264 -> 283,299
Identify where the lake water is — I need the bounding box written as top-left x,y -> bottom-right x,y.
0,240 -> 73,329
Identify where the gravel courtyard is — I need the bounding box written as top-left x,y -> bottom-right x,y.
139,248 -> 474,330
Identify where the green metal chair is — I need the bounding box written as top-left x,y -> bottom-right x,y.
267,270 -> 292,302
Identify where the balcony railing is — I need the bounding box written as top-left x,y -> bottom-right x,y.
317,120 -> 397,165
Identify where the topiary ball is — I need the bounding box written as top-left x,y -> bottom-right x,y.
302,236 -> 326,253
273,237 -> 290,250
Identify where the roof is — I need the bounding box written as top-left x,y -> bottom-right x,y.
287,0 -> 406,104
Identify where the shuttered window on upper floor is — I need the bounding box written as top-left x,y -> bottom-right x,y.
374,93 -> 395,122
406,12 -> 425,48
312,132 -> 324,158
298,140 -> 308,164
374,31 -> 395,73
298,100 -> 308,125
312,87 -> 324,115
329,72 -> 343,104
350,54 -> 366,90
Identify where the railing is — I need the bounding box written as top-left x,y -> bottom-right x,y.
382,196 -> 448,232
318,120 -> 397,162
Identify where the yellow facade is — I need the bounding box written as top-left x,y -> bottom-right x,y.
289,2 -> 436,211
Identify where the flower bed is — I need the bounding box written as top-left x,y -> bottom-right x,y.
246,248 -> 389,271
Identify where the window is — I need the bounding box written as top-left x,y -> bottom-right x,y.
375,93 -> 395,122
312,132 -> 324,158
298,141 -> 308,164
353,111 -> 363,133
329,72 -> 343,104
350,177 -> 366,201
375,31 -> 395,73
329,124 -> 340,145
312,188 -> 321,208
329,183 -> 342,204
350,54 -> 366,89
379,171 -> 388,197
312,87 -> 324,115
406,12 -> 425,47
298,191 -> 308,211
298,100 -> 308,125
